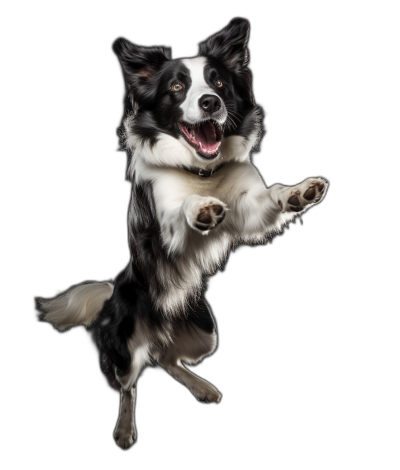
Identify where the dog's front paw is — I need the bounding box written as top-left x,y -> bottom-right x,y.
184,195 -> 227,234
279,177 -> 328,213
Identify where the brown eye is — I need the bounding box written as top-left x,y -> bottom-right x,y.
215,79 -> 223,88
172,82 -> 184,92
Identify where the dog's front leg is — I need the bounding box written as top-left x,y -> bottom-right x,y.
233,177 -> 329,238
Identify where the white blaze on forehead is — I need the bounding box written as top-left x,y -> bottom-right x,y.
180,57 -> 219,124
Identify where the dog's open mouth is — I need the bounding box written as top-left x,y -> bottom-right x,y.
179,120 -> 222,159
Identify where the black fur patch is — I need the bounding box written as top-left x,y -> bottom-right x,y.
186,297 -> 216,334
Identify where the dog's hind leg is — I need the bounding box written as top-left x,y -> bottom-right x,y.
113,385 -> 137,450
92,272 -> 154,449
111,334 -> 151,450
97,351 -> 141,450
159,356 -> 222,404
110,345 -> 148,450
157,299 -> 221,404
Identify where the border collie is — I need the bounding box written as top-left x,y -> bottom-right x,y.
36,18 -> 328,449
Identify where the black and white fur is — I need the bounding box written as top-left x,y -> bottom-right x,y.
36,18 -> 328,449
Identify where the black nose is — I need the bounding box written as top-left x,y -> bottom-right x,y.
199,94 -> 221,114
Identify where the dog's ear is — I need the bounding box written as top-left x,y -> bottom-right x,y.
113,38 -> 171,106
198,18 -> 250,71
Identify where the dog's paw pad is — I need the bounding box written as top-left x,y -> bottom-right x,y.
288,193 -> 301,206
286,178 -> 328,213
188,197 -> 227,233
303,186 -> 316,200
197,208 -> 213,224
212,204 -> 224,216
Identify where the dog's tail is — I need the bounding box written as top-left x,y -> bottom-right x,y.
36,281 -> 114,331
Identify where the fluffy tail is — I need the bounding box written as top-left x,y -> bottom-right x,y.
36,281 -> 114,331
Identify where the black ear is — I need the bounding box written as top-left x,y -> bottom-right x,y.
113,38 -> 172,105
198,18 -> 250,71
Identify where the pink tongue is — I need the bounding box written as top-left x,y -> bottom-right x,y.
194,122 -> 218,150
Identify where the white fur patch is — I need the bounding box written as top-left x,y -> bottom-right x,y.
220,131 -> 258,163
39,282 -> 113,331
180,57 -> 227,125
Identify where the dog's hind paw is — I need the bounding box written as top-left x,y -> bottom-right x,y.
191,381 -> 222,404
113,427 -> 137,450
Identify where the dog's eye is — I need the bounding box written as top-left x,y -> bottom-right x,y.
215,79 -> 223,88
172,82 -> 184,92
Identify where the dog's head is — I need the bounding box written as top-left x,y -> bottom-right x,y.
114,18 -> 263,177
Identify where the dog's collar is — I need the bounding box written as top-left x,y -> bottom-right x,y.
182,162 -> 225,178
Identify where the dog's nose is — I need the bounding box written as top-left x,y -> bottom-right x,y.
199,94 -> 221,114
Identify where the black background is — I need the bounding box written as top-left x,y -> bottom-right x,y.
17,2 -> 356,468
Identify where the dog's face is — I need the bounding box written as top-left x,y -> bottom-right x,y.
114,18 -> 262,174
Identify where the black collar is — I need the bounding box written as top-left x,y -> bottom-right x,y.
182,162 -> 225,178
